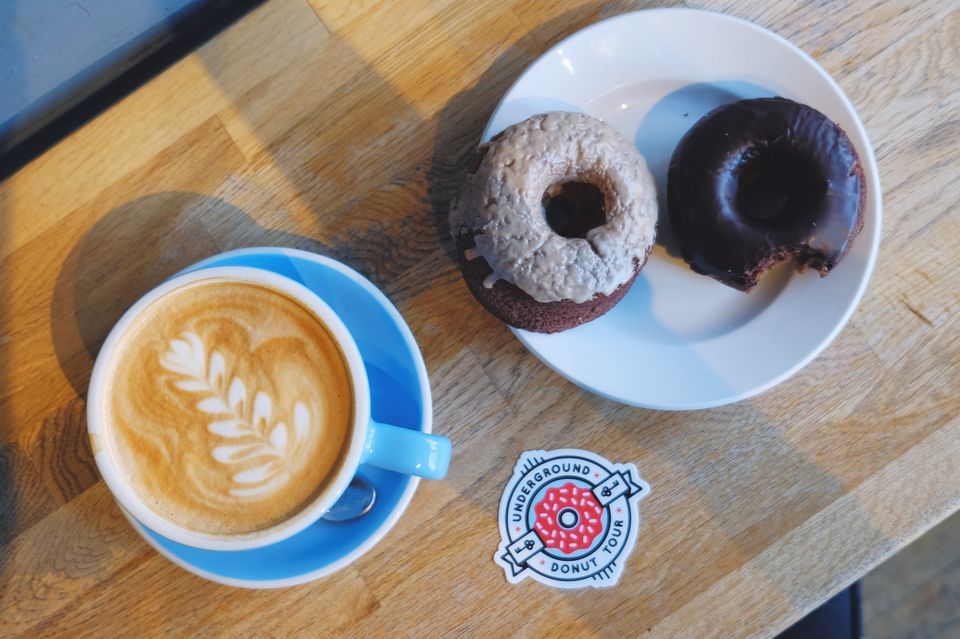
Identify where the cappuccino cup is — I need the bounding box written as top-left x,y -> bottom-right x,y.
88,265 -> 450,550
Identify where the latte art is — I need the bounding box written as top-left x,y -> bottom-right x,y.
159,331 -> 317,498
104,279 -> 354,536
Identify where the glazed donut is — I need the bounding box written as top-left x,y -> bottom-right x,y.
450,112 -> 658,333
668,97 -> 865,291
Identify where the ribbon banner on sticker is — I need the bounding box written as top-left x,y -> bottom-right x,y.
494,449 -> 649,589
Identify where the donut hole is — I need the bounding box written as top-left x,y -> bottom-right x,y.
558,508 -> 580,529
542,181 -> 607,239
735,148 -> 827,222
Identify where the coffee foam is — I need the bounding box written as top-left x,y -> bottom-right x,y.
104,278 -> 354,536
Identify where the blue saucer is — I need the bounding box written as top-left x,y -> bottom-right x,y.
125,248 -> 432,588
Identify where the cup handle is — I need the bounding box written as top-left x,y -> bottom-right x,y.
361,420 -> 451,480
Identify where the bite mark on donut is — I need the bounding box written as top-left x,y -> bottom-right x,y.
745,243 -> 848,291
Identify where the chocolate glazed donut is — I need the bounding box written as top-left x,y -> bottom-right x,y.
668,97 -> 865,291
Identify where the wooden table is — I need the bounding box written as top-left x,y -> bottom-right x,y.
1,1 -> 957,636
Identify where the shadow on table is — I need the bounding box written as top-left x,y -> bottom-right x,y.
5,2 -> 427,631
50,192 -> 332,396
38,19 -> 433,628
0,9 -> 24,579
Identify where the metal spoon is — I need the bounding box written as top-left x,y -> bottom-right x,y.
322,475 -> 376,522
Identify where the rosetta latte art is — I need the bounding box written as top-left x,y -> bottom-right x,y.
105,279 -> 352,535
160,331 -> 316,498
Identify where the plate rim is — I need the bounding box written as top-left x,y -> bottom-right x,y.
127,247 -> 432,588
486,7 -> 882,410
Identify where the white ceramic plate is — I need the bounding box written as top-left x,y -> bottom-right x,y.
484,8 -> 881,410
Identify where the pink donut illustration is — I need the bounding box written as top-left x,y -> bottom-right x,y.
533,482 -> 604,554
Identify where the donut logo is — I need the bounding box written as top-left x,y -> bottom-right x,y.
495,449 -> 649,589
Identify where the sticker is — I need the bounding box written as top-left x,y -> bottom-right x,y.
494,449 -> 649,589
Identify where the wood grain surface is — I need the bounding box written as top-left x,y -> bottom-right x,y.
0,0 -> 958,637
864,509 -> 960,639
